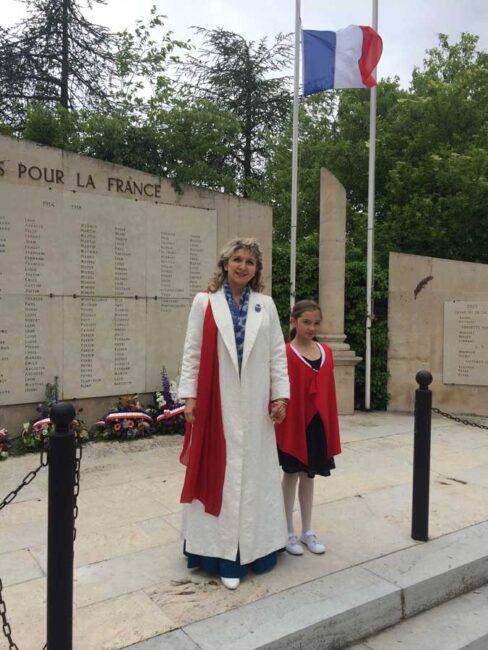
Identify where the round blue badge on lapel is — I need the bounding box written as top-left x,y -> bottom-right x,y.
255,304 -> 262,312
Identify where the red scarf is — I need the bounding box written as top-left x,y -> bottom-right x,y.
179,301 -> 226,516
275,342 -> 341,465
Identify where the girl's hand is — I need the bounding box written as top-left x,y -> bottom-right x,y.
184,398 -> 197,424
271,399 -> 287,424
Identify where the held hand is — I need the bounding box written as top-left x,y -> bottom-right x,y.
270,400 -> 286,424
184,398 -> 196,424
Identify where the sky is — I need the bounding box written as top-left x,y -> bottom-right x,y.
2,0 -> 488,88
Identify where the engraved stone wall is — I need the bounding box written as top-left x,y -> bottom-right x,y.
388,252 -> 488,415
0,134 -> 272,428
0,183 -> 216,405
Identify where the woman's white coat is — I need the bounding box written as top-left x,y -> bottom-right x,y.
178,288 -> 289,564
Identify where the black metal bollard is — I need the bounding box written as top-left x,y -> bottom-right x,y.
47,402 -> 76,650
411,370 -> 433,541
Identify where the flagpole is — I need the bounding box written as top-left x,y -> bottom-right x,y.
365,0 -> 378,410
290,0 -> 301,311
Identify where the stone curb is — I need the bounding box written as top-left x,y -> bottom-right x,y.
126,521 -> 488,650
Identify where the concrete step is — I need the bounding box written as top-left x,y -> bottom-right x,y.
347,582 -> 488,650
126,521 -> 488,650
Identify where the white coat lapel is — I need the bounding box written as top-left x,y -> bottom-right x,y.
241,291 -> 264,371
209,290 -> 239,375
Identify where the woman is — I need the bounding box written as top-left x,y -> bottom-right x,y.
178,237 -> 289,589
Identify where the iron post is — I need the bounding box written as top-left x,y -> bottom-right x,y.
47,401 -> 76,650
411,370 -> 433,541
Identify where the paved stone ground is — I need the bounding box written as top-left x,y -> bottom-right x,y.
1,411 -> 488,650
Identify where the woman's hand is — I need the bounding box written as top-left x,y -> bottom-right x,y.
270,399 -> 287,424
184,398 -> 197,424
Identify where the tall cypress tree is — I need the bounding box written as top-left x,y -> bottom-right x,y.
0,0 -> 117,129
177,28 -> 293,197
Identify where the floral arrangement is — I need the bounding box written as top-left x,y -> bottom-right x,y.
0,428 -> 10,459
19,377 -> 89,452
1,371 -> 184,461
92,369 -> 185,441
148,367 -> 185,436
91,393 -> 156,440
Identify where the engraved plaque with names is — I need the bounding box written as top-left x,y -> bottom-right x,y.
0,179 -> 217,404
145,204 -> 217,388
443,301 -> 488,386
0,185 -> 64,404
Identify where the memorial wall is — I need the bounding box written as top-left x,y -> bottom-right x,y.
0,135 -> 272,428
387,252 -> 488,415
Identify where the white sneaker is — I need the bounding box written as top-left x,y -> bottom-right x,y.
300,531 -> 325,554
285,534 -> 304,555
221,576 -> 240,589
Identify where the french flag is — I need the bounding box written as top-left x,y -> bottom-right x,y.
302,25 -> 383,95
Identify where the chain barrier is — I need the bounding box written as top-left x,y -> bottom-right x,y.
0,447 -> 48,513
0,444 -> 48,649
73,433 -> 82,542
0,431 -> 83,649
432,407 -> 488,431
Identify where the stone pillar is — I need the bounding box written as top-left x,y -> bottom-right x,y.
317,168 -> 361,415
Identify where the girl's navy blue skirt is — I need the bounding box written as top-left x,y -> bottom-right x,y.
184,542 -> 282,578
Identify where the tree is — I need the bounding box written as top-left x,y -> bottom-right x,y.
21,98 -> 240,193
0,0 -> 118,129
111,7 -> 189,124
177,27 -> 293,196
377,33 -> 488,266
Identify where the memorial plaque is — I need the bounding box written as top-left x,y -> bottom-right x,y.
0,179 -> 217,404
0,184 -> 63,297
443,301 -> 488,386
146,204 -> 217,387
63,296 -> 146,398
0,295 -> 63,405
62,193 -> 146,297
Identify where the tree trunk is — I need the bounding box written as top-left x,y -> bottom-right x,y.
60,0 -> 70,108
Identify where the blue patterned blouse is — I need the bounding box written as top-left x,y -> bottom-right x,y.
223,280 -> 251,371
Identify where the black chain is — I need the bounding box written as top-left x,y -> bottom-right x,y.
0,447 -> 48,513
0,445 -> 48,649
0,577 -> 19,650
73,433 -> 82,541
432,407 -> 488,430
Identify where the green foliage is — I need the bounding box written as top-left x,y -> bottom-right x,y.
272,233 -> 320,333
21,98 -> 240,192
344,258 -> 389,410
272,230 -> 389,409
23,103 -> 81,149
154,99 -> 240,193
177,27 -> 293,196
375,34 -> 488,266
0,121 -> 14,136
269,33 -> 488,408
112,6 -> 189,122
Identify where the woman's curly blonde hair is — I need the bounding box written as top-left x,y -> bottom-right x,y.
208,237 -> 264,293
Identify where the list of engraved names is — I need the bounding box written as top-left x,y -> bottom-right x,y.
443,301 -> 488,386
0,182 -> 217,404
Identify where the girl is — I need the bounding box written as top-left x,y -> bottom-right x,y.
275,300 -> 341,555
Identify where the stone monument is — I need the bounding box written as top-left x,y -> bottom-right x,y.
317,168 -> 361,414
388,252 -> 488,415
0,134 -> 272,430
